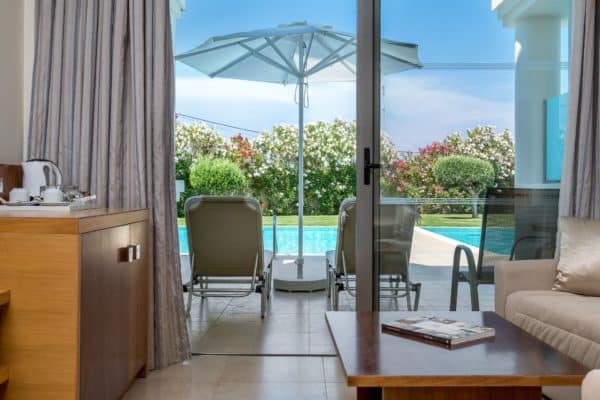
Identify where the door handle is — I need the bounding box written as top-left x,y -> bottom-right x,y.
364,147 -> 381,185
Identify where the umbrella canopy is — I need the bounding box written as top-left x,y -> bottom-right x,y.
176,21 -> 421,273
177,21 -> 420,83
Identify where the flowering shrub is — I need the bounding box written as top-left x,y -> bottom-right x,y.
445,126 -> 514,188
174,121 -> 514,216
175,119 -> 398,216
382,142 -> 463,213
382,126 -> 514,213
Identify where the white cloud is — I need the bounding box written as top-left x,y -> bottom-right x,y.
382,75 -> 513,150
175,75 -> 513,151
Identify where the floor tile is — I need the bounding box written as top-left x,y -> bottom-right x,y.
325,383 -> 355,400
253,332 -> 310,354
309,312 -> 330,334
146,356 -> 228,384
214,382 -> 327,400
323,357 -> 346,383
123,381 -> 218,400
308,333 -> 336,355
220,356 -> 325,382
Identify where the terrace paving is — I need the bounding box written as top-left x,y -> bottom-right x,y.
182,226 -> 493,355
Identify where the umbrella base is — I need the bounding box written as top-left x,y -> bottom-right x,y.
272,255 -> 327,292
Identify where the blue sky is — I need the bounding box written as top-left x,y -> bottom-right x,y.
174,1 -> 566,151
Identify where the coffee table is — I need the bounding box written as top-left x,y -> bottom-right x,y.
325,311 -> 588,400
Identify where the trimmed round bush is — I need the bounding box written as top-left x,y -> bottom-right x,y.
433,155 -> 495,192
433,155 -> 495,217
189,157 -> 248,196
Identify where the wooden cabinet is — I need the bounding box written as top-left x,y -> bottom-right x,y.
0,209 -> 149,400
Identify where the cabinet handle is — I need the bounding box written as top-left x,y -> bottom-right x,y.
118,246 -> 135,263
134,244 -> 142,260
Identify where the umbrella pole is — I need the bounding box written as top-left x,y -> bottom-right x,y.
297,75 -> 304,278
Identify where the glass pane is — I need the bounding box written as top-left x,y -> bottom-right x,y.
174,1 -> 357,352
377,0 -> 570,312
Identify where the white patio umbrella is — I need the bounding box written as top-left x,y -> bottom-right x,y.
176,21 -> 421,277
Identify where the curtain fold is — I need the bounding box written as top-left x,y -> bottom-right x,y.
560,0 -> 600,219
28,0 -> 191,369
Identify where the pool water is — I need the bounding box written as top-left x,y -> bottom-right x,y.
178,226 -> 337,255
423,227 -> 514,255
178,226 -> 513,256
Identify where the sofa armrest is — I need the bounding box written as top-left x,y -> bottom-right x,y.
583,370 -> 600,400
494,259 -> 557,318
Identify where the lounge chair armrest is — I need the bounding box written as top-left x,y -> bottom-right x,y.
583,370 -> 600,400
494,259 -> 557,318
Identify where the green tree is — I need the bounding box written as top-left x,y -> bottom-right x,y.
432,155 -> 495,217
189,157 -> 248,196
175,123 -> 229,215
444,126 -> 514,188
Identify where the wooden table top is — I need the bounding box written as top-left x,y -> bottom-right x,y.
0,208 -> 148,234
325,311 -> 589,388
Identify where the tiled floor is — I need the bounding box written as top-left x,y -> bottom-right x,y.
184,255 -> 494,355
124,255 -> 495,399
123,355 -> 353,400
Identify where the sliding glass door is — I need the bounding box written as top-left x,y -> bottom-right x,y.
356,0 -> 571,311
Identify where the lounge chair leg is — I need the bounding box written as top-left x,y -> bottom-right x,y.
265,268 -> 272,300
413,283 -> 421,311
260,285 -> 267,319
395,276 -> 401,296
329,275 -> 336,309
450,253 -> 461,311
333,283 -> 340,311
405,281 -> 412,312
326,262 -> 331,299
201,277 -> 209,299
470,282 -> 480,311
186,271 -> 194,318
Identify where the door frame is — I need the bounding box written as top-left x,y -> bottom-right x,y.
355,0 -> 381,311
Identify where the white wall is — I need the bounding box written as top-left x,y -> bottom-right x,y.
0,0 -> 35,164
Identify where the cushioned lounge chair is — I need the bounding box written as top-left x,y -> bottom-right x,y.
183,196 -> 273,318
326,198 -> 422,311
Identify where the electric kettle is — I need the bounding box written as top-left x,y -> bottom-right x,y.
21,159 -> 63,197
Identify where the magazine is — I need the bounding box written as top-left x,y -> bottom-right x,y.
382,316 -> 495,348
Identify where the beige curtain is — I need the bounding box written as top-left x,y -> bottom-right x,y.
560,0 -> 600,219
28,0 -> 191,368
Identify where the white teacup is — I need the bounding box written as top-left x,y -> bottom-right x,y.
42,188 -> 64,203
9,188 -> 28,203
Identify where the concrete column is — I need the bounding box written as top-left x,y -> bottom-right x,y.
514,16 -> 561,187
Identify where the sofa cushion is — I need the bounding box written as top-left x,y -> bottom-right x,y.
554,217 -> 600,296
506,290 -> 600,369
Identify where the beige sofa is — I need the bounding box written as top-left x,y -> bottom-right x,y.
583,370 -> 600,400
495,259 -> 600,399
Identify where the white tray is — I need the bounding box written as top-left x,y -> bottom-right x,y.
0,202 -> 97,211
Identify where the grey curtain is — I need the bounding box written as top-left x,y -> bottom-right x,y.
28,0 -> 191,368
560,0 -> 600,219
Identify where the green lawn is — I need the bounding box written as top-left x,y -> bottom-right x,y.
419,214 -> 482,227
178,213 -> 481,227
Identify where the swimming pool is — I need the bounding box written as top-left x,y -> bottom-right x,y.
178,225 -> 513,256
178,226 -> 337,255
423,227 -> 514,255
